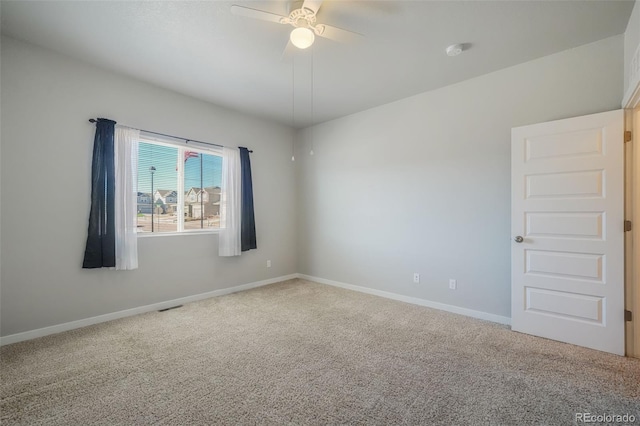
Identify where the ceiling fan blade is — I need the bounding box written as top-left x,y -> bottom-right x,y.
316,24 -> 364,43
302,0 -> 323,14
230,5 -> 286,24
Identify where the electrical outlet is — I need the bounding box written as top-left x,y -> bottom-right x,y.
413,273 -> 420,283
449,279 -> 457,290
266,260 -> 271,268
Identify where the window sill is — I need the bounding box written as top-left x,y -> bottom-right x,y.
137,229 -> 221,238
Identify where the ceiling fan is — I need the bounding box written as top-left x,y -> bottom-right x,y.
230,0 -> 363,52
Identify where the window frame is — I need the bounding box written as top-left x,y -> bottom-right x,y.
136,133 -> 223,237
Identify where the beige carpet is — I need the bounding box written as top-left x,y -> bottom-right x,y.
1,279 -> 639,425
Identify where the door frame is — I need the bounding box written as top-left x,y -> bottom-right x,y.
623,90 -> 640,358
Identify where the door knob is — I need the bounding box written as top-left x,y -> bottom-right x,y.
514,236 -> 524,243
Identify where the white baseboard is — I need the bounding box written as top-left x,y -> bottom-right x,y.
298,274 -> 511,326
1,273 -> 510,346
0,274 -> 298,346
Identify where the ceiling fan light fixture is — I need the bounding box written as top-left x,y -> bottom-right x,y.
290,27 -> 315,49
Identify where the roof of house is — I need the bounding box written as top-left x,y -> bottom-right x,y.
155,190 -> 177,197
186,187 -> 221,195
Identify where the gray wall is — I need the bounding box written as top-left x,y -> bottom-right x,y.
0,36 -> 297,336
0,33 -> 626,337
295,35 -> 624,319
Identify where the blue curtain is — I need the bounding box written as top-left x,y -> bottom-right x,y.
82,118 -> 116,268
239,147 -> 257,251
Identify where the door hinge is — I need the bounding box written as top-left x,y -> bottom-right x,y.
625,220 -> 632,232
625,310 -> 632,322
625,131 -> 632,142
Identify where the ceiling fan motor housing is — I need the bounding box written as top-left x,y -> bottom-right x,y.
280,8 -> 317,29
230,1 -> 362,47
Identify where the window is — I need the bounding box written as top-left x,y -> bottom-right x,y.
136,134 -> 223,234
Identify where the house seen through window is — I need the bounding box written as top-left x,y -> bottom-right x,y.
136,135 -> 223,233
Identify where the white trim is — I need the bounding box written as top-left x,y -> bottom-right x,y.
137,229 -> 220,238
622,78 -> 640,109
622,67 -> 640,356
0,274 -> 298,346
298,274 -> 511,326
1,273 -> 511,346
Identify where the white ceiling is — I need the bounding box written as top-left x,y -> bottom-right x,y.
0,1 -> 634,128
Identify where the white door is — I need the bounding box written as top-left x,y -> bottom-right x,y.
511,110 -> 625,355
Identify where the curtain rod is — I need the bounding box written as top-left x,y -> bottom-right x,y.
88,119 -> 253,153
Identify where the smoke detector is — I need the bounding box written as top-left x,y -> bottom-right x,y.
446,44 -> 464,57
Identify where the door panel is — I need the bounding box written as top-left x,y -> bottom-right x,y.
525,249 -> 603,281
525,212 -> 604,239
525,170 -> 604,199
511,110 -> 624,355
525,287 -> 603,323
